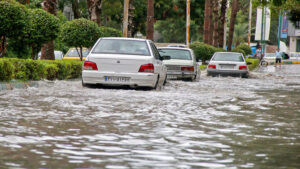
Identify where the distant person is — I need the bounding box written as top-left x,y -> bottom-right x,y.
254,47 -> 263,62
275,48 -> 282,67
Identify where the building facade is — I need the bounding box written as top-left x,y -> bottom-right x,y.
288,21 -> 300,52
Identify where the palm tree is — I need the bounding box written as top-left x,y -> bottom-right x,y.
233,23 -> 248,46
212,0 -> 219,47
87,0 -> 102,26
203,0 -> 211,44
146,0 -> 154,40
227,0 -> 239,51
218,0 -> 227,48
41,0 -> 57,60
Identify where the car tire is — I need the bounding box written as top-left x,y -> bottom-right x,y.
153,75 -> 161,90
163,75 -> 167,86
242,73 -> 249,78
82,80 -> 89,88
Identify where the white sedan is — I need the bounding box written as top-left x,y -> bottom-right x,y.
82,37 -> 168,89
207,52 -> 250,78
158,47 -> 200,81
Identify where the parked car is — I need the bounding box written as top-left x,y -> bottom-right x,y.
63,48 -> 90,61
38,51 -> 64,60
207,52 -> 250,78
82,37 -> 168,89
158,47 -> 200,81
264,53 -> 276,61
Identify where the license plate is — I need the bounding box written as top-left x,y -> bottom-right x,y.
167,75 -> 177,79
220,65 -> 234,69
105,76 -> 130,82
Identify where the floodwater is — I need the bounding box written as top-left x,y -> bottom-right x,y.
0,65 -> 299,168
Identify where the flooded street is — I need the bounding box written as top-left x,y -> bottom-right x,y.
0,65 -> 300,168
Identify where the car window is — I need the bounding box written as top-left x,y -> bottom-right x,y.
92,39 -> 151,56
158,49 -> 192,60
66,49 -> 89,57
150,43 -> 160,59
212,53 -> 244,62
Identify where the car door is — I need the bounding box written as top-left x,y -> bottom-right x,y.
149,42 -> 166,81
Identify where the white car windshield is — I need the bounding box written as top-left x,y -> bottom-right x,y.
92,39 -> 151,56
212,53 -> 244,62
158,49 -> 192,60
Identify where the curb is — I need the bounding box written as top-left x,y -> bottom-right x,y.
267,60 -> 300,65
0,81 -> 39,91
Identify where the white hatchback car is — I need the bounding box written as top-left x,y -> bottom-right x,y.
207,52 -> 250,78
82,37 -> 168,89
158,47 -> 200,81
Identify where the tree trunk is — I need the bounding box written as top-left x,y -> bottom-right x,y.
212,0 -> 219,47
203,0 -> 211,44
227,0 -> 238,51
146,0 -> 154,40
0,36 -> 6,58
41,0 -> 57,60
128,0 -> 135,37
218,0 -> 227,48
87,0 -> 102,26
72,0 -> 81,19
41,41 -> 55,60
208,0 -> 214,45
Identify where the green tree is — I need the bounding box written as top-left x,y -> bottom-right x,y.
0,0 -> 27,57
25,9 -> 60,59
60,18 -> 100,61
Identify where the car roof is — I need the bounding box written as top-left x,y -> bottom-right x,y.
215,52 -> 242,54
101,37 -> 148,42
158,47 -> 192,51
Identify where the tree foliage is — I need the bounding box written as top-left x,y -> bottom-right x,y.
60,18 -> 100,60
0,0 -> 27,38
25,9 -> 60,58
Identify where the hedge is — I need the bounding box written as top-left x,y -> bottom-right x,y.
0,58 -> 83,81
245,58 -> 260,71
190,42 -> 225,63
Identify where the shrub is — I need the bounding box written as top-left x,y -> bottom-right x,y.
99,26 -> 122,37
246,58 -> 259,71
232,48 -> 246,56
236,44 -> 252,55
190,42 -> 225,64
0,59 -> 14,81
25,9 -> 60,59
45,64 -> 58,80
60,18 -> 100,61
0,0 -> 27,39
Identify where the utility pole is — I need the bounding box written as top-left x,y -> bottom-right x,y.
123,0 -> 130,37
248,0 -> 252,46
277,11 -> 282,50
146,0 -> 154,40
186,0 -> 191,47
260,7 -> 265,54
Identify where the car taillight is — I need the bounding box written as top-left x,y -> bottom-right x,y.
181,66 -> 194,71
239,65 -> 247,70
208,64 -> 216,69
83,61 -> 98,70
139,64 -> 154,73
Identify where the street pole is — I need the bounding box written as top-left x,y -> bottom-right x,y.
260,7 -> 265,54
277,10 -> 282,50
123,0 -> 130,37
186,0 -> 191,47
248,0 -> 252,46
146,0 -> 154,40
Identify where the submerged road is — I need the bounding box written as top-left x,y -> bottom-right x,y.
0,65 -> 299,168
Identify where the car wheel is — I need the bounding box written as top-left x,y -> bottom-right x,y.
153,75 -> 161,90
163,75 -> 167,86
82,80 -> 89,88
242,73 -> 249,78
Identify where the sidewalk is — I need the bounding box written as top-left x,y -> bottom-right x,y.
0,81 -> 38,91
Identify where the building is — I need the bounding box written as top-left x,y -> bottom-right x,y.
288,21 -> 300,52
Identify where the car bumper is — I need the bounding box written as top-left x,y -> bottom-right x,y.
207,69 -> 248,76
82,71 -> 158,87
167,71 -> 195,79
